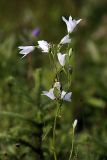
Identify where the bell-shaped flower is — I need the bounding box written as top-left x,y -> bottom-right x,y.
38,40 -> 49,53
61,91 -> 72,102
54,81 -> 61,91
57,53 -> 67,66
18,46 -> 35,58
62,16 -> 82,33
60,35 -> 71,44
42,88 -> 56,100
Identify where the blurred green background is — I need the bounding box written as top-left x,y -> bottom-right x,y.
0,0 -> 107,159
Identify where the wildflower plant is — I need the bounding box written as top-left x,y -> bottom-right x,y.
18,15 -> 81,159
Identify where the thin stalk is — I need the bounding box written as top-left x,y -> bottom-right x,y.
69,129 -> 75,160
52,54 -> 59,80
68,73 -> 72,90
52,103 -> 60,160
49,53 -> 53,71
63,67 -> 67,76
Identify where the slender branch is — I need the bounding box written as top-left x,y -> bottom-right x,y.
52,103 -> 61,160
69,130 -> 75,160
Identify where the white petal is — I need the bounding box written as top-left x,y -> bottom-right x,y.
61,91 -> 72,102
42,88 -> 56,100
69,16 -> 73,22
60,35 -> 71,44
76,19 -> 82,25
69,17 -> 82,33
63,92 -> 72,102
61,91 -> 66,99
18,46 -> 35,58
38,40 -> 49,53
18,46 -> 34,50
62,16 -> 68,24
54,82 -> 61,91
57,53 -> 67,66
62,16 -> 70,33
67,23 -> 71,33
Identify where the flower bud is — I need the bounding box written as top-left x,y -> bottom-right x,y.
68,65 -> 73,74
32,27 -> 40,37
73,119 -> 78,129
69,48 -> 73,57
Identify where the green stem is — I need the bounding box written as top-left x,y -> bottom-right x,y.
69,130 -> 75,160
52,103 -> 60,160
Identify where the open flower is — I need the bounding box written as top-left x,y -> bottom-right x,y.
18,46 -> 35,58
57,53 -> 67,66
60,35 -> 71,44
42,88 -> 56,100
61,91 -> 72,102
62,16 -> 82,33
38,40 -> 49,53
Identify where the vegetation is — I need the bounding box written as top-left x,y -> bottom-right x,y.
0,0 -> 107,159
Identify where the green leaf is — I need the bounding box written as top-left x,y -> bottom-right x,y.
87,97 -> 106,108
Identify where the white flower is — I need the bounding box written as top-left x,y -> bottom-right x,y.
62,16 -> 82,33
38,40 -> 49,53
42,88 -> 56,100
73,119 -> 78,129
54,82 -> 61,91
60,35 -> 71,44
61,91 -> 72,102
18,46 -> 35,58
57,53 -> 67,66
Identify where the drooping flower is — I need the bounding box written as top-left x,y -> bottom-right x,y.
61,91 -> 72,102
38,40 -> 49,53
42,88 -> 56,100
18,46 -> 35,58
57,53 -> 67,66
54,81 -> 61,91
62,16 -> 82,33
32,27 -> 40,37
60,35 -> 71,44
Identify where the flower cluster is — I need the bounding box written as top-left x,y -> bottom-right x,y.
42,82 -> 72,102
18,15 -> 81,102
